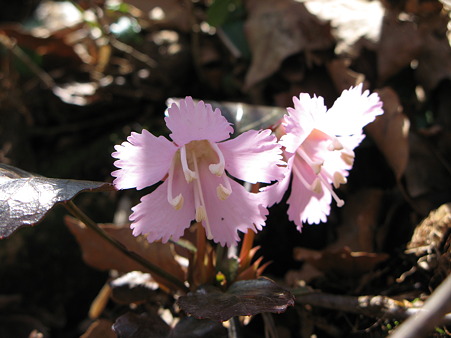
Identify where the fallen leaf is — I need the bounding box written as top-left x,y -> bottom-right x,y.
366,87 -> 410,180
304,0 -> 384,57
65,217 -> 186,291
326,59 -> 365,93
407,203 -> 451,255
110,271 -> 167,305
377,11 -> 422,84
415,12 -> 451,92
403,132 -> 451,215
81,319 -> 116,338
243,0 -> 334,89
294,246 -> 389,278
124,0 -> 191,32
334,188 -> 385,252
0,164 -> 112,239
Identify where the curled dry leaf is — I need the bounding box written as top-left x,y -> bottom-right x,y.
243,0 -> 334,90
366,87 -> 410,180
293,246 -> 389,278
415,12 -> 451,92
326,59 -> 366,93
406,203 -> 451,275
377,12 -> 422,84
64,217 -> 186,291
110,271 -> 168,305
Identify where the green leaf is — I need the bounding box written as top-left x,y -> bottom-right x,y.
0,164 -> 113,239
207,0 -> 243,27
177,277 -> 295,321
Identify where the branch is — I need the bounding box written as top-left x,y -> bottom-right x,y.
293,289 -> 451,326
64,201 -> 189,293
389,273 -> 451,338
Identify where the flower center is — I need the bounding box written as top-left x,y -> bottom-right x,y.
293,129 -> 350,207
166,140 -> 232,239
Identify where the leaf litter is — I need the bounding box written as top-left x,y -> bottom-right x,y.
0,0 -> 450,337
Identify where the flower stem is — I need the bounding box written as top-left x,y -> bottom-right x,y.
238,183 -> 259,266
238,229 -> 255,265
64,200 -> 189,293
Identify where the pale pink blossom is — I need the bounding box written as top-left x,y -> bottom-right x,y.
112,97 -> 285,246
267,84 -> 383,231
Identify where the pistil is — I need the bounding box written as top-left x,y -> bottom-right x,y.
191,151 -> 213,240
296,147 -> 323,174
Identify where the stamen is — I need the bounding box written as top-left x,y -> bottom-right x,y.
317,172 -> 345,207
310,178 -> 323,194
180,145 -> 196,182
167,156 -> 184,210
217,183 -> 232,200
341,151 -> 355,166
327,137 -> 344,151
170,194 -> 184,210
292,157 -> 345,207
296,147 -> 323,174
333,172 -> 347,189
208,142 -> 226,176
195,205 -> 207,222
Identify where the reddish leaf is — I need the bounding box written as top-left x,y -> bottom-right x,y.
177,277 -> 294,321
0,164 -> 112,239
112,312 -> 171,338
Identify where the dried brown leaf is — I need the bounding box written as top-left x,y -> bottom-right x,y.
124,0 -> 191,32
243,0 -> 334,89
294,246 -> 389,277
65,216 -> 186,291
326,59 -> 365,93
366,87 -> 410,180
377,12 -> 422,84
81,319 -> 116,338
335,188 -> 385,252
416,13 -> 451,92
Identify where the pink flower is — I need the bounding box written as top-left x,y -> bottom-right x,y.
267,84 -> 383,231
112,97 -> 285,247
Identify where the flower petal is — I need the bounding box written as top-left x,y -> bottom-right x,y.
320,84 -> 383,136
165,97 -> 234,146
219,129 -> 286,184
259,155 -> 293,207
321,133 -> 365,181
287,156 -> 331,230
198,164 -> 268,247
129,167 -> 195,243
280,94 -> 327,153
112,130 -> 178,190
